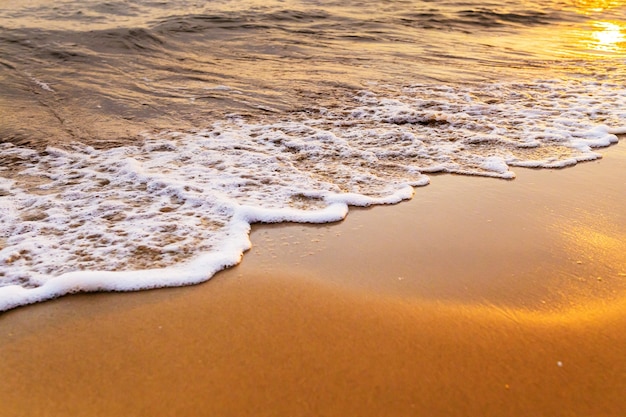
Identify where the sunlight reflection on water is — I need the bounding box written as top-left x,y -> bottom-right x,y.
575,0 -> 626,14
590,21 -> 626,52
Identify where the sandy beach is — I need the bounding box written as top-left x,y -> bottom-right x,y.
1,138 -> 625,417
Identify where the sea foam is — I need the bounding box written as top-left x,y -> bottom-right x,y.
0,78 -> 624,311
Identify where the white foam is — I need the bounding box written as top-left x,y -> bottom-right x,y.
480,156 -> 514,177
26,72 -> 55,93
1,76 -> 625,311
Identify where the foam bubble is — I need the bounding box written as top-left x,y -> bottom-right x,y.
1,76 -> 624,311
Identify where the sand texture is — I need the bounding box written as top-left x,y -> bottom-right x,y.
1,140 -> 625,417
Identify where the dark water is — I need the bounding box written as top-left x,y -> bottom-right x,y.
1,0 -> 623,149
0,0 -> 625,310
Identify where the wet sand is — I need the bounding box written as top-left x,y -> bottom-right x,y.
1,139 -> 625,417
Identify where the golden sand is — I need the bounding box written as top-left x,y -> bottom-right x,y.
1,140 -> 625,417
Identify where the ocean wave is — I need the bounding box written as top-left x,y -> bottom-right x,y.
1,75 -> 624,310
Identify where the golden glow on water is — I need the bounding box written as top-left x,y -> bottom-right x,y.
589,21 -> 626,51
565,0 -> 626,55
575,0 -> 626,14
554,19 -> 626,57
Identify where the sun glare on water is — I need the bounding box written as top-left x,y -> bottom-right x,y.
569,0 -> 626,54
588,21 -> 626,52
575,0 -> 625,13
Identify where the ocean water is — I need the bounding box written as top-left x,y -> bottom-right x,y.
1,0 -> 625,310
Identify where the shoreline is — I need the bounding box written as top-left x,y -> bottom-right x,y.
1,139 -> 625,416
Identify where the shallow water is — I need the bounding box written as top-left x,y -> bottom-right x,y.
0,0 -> 625,310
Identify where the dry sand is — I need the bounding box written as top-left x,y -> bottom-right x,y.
1,139 -> 625,417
